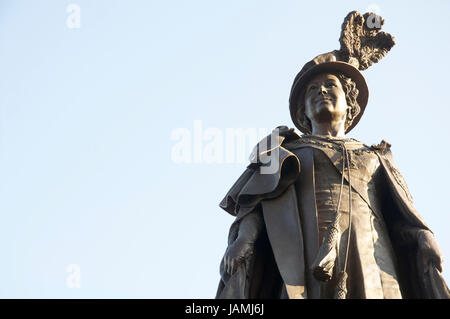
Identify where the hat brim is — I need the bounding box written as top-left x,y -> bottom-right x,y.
289,61 -> 369,134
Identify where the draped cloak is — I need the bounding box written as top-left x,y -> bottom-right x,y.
216,131 -> 450,299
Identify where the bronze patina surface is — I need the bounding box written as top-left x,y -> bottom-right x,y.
216,11 -> 449,299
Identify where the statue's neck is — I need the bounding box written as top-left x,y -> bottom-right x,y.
310,120 -> 346,137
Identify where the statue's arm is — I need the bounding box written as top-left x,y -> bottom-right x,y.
223,208 -> 264,275
394,223 -> 443,272
381,146 -> 443,272
221,125 -> 299,275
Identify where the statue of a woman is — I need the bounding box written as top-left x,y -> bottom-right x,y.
216,11 -> 450,299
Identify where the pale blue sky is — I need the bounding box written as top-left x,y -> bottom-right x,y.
0,0 -> 449,298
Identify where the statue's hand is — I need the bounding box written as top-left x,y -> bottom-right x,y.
222,209 -> 263,275
223,238 -> 255,275
418,230 -> 443,272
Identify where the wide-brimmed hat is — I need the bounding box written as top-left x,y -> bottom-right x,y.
289,52 -> 369,134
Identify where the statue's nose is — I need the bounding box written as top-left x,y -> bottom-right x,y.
318,85 -> 327,95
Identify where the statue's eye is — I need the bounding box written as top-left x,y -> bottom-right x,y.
326,82 -> 336,88
308,85 -> 317,91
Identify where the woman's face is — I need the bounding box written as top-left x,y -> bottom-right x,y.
304,73 -> 349,126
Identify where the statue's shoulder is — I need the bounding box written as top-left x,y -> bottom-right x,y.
248,125 -> 301,164
370,139 -> 392,156
253,125 -> 301,147
272,125 -> 302,142
371,139 -> 415,202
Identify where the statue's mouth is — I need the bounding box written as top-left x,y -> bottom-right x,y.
315,97 -> 333,103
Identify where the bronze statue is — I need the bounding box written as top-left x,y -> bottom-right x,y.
216,11 -> 450,299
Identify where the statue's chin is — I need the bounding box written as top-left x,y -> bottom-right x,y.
310,105 -> 335,122
311,101 -> 349,120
